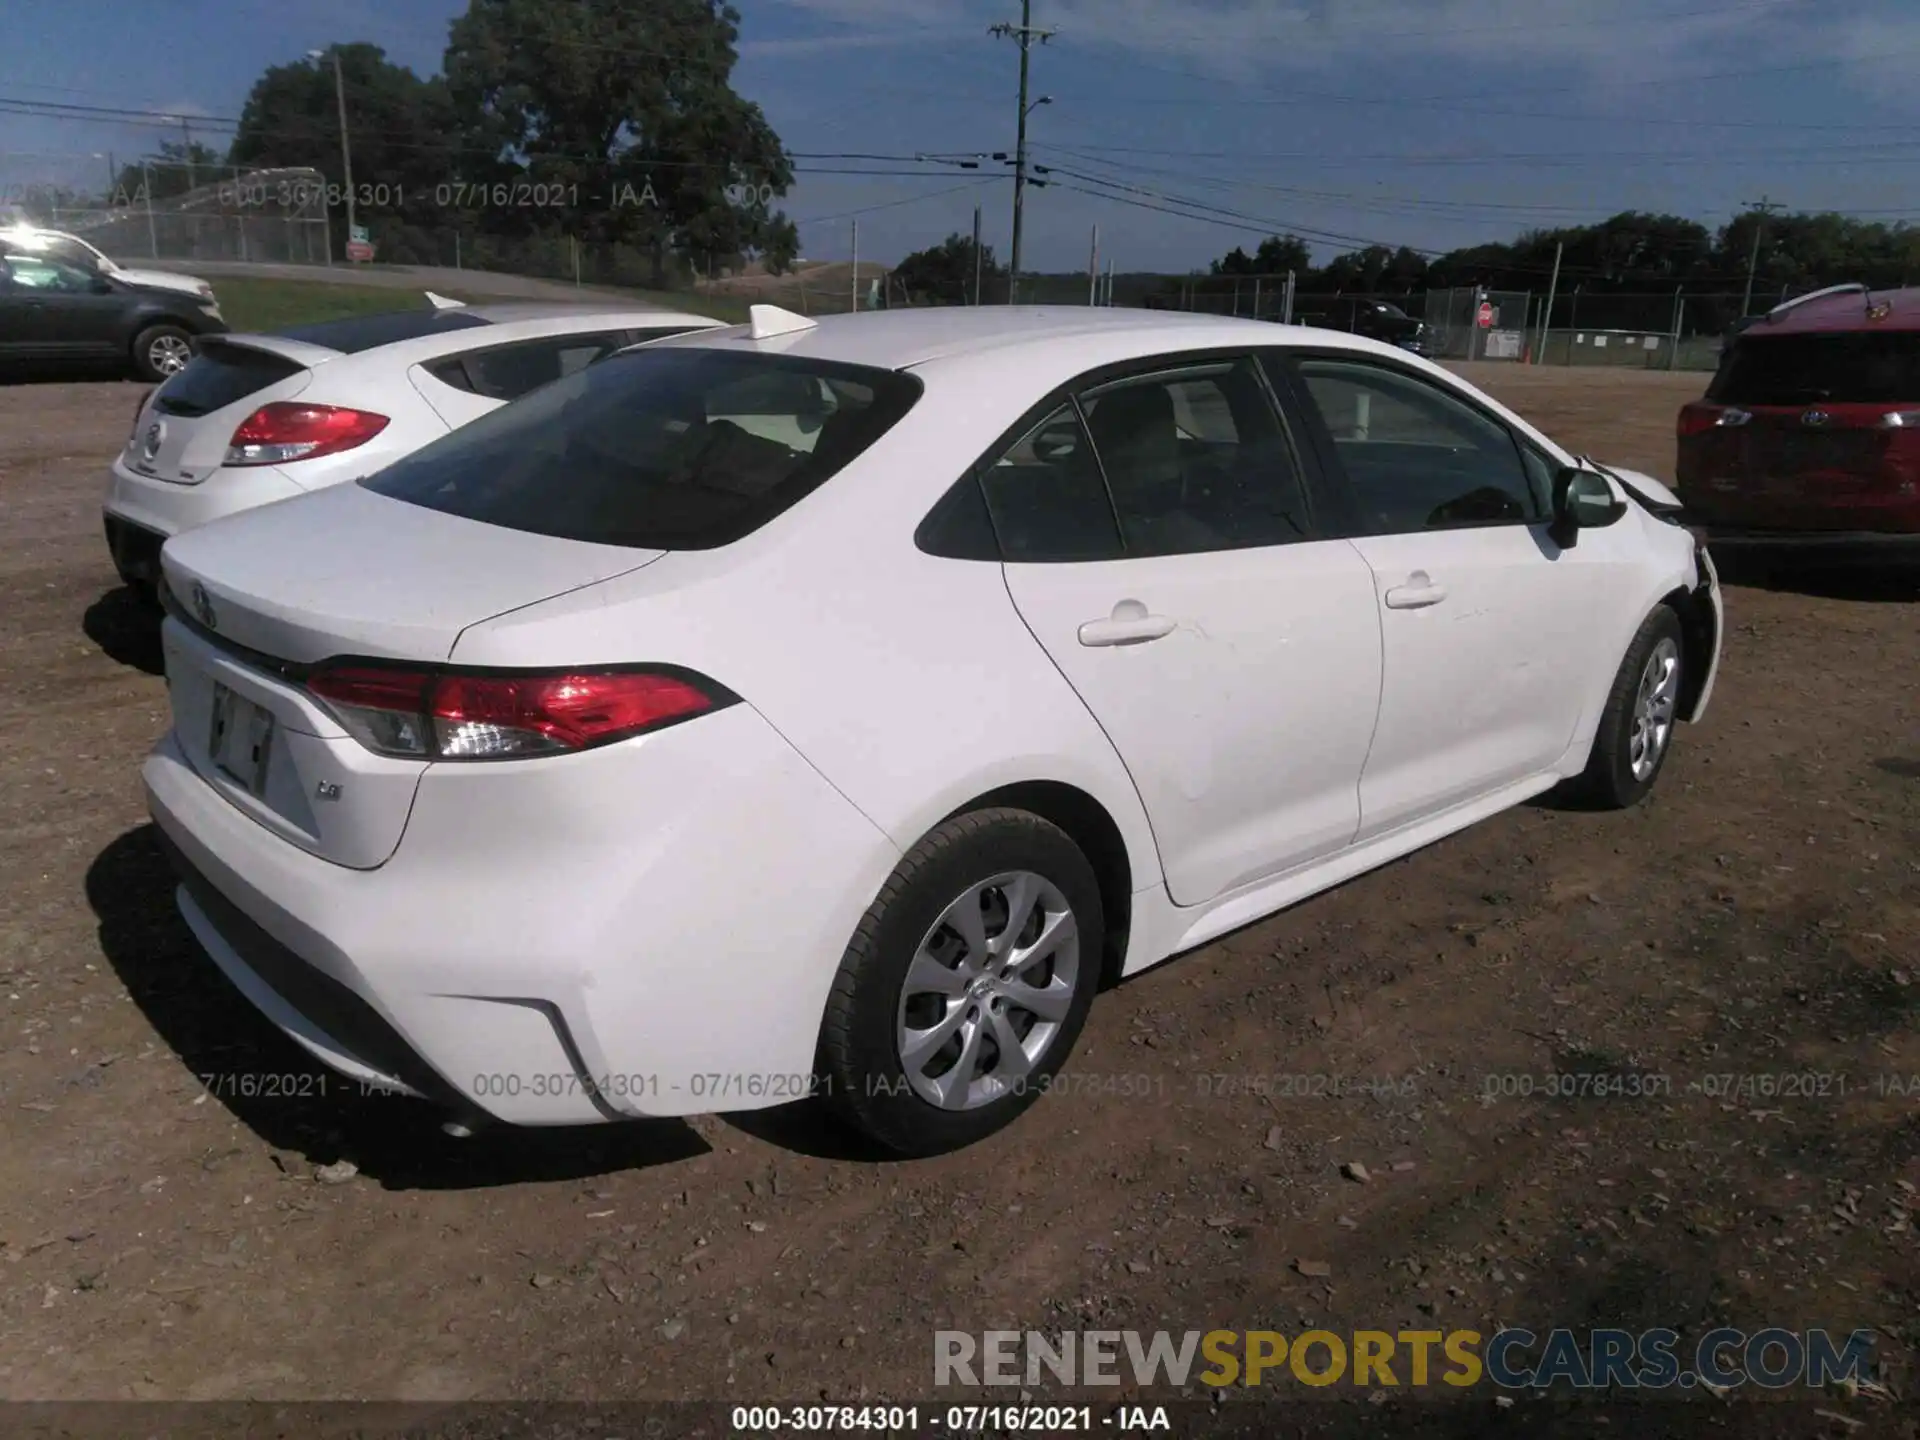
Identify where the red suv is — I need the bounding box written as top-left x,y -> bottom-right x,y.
1677,283 -> 1920,559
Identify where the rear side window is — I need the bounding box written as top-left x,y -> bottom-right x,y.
153,342 -> 303,417
1710,332 -> 1920,406
979,403 -> 1124,561
276,308 -> 489,354
361,348 -> 922,550
427,332 -> 628,401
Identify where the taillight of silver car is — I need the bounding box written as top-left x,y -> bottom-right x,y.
304,664 -> 734,760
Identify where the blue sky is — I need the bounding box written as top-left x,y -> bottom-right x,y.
4,0 -> 1920,274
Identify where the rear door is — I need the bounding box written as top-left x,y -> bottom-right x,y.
991,352 -> 1384,906
1688,330 -> 1920,530
129,335 -> 329,484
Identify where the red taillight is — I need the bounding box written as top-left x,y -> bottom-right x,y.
225,402 -> 389,466
306,664 -> 725,760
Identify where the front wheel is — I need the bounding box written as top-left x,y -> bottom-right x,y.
818,808 -> 1104,1157
132,324 -> 194,383
1571,605 -> 1686,809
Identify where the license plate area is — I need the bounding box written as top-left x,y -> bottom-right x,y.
209,682 -> 275,798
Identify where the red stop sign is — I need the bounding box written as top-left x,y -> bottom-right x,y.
1477,302 -> 1494,328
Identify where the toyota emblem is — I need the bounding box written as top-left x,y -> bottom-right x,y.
1801,409 -> 1831,428
189,581 -> 217,631
142,421 -> 164,460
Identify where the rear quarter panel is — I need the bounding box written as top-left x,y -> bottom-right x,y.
445,356 -> 1166,906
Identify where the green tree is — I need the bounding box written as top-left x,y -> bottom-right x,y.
109,140 -> 229,206
894,232 -> 1006,304
1210,233 -> 1310,277
442,0 -> 795,285
228,43 -> 460,259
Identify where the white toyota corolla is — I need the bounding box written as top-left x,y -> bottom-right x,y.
144,304 -> 1722,1156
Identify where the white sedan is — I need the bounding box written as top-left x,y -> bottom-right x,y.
103,298 -> 723,591
143,304 -> 1722,1156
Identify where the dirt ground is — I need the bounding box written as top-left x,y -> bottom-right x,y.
1,360 -> 1917,1429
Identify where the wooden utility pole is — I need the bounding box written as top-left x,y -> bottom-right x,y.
989,1 -> 1054,303
1740,196 -> 1785,318
971,204 -> 983,304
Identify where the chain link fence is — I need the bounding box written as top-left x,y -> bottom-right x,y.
8,162 -> 333,265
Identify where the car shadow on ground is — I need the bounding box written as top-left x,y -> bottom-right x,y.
87,824 -> 712,1189
1712,552 -> 1920,603
720,1101 -> 897,1163
0,363 -> 140,388
83,585 -> 164,675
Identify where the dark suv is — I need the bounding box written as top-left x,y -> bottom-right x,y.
1677,284 -> 1920,559
1294,296 -> 1429,355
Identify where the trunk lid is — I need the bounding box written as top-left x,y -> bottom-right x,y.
159,481 -> 666,665
156,483 -> 665,868
130,335 -> 333,485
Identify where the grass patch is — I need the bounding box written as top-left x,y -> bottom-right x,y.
211,278 -> 483,333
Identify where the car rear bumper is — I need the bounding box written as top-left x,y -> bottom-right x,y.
104,513 -> 166,585
141,705 -> 900,1127
103,454 -> 306,545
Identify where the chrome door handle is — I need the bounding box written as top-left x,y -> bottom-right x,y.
1078,605 -> 1177,647
1384,571 -> 1447,609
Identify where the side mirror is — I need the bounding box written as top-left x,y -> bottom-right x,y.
1549,467 -> 1628,548
90,276 -> 116,294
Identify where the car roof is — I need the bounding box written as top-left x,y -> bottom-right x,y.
234,304 -> 724,364
1744,285 -> 1920,336
645,305 -> 1392,372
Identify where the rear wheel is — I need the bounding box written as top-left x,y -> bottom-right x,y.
1571,606 -> 1686,809
132,324 -> 194,383
818,808 -> 1104,1157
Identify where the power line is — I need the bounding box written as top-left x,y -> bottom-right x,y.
795,178 -> 996,226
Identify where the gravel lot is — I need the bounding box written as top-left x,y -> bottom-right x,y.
0,362 -> 1916,1426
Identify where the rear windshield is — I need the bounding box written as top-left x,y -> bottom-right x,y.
360,347 -> 924,550
153,341 -> 303,417
275,308 -> 490,353
1709,332 -> 1920,406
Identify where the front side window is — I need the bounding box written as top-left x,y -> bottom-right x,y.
362,347 -> 921,550
1078,357 -> 1311,556
3,255 -> 94,293
1291,358 -> 1542,533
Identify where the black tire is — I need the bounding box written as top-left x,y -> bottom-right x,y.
818,807 -> 1104,1158
1570,605 -> 1686,810
131,324 -> 194,384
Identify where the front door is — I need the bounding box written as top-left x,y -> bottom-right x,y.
4,256 -> 125,358
989,353 -> 1384,906
1278,351 -> 1608,841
